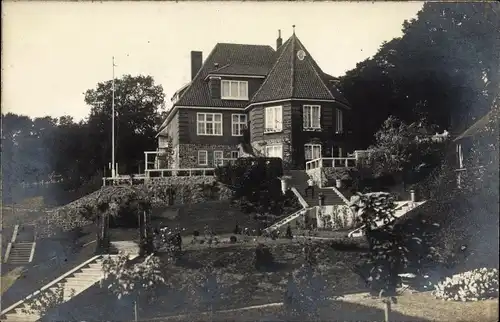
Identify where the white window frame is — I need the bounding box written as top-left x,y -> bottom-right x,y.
336,108 -> 344,134
197,113 -> 223,136
198,150 -> 208,166
231,114 -> 247,136
264,106 -> 283,133
213,150 -> 224,167
265,144 -> 283,159
304,144 -> 322,161
231,151 -> 240,159
221,80 -> 249,100
303,105 -> 321,130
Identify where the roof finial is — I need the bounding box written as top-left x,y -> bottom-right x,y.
292,25 -> 296,34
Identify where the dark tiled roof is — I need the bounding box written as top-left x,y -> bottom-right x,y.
209,63 -> 270,76
250,34 -> 349,105
175,43 -> 276,107
173,37 -> 350,109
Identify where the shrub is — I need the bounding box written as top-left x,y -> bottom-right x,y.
330,238 -> 367,251
229,235 -> 238,243
254,243 -> 274,270
193,230 -> 200,237
433,268 -> 499,301
283,265 -> 329,320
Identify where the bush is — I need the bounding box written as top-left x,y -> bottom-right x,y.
193,230 -> 200,237
329,238 -> 367,251
254,243 -> 274,270
433,268 -> 499,301
229,235 -> 238,243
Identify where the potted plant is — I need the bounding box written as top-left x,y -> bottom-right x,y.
333,168 -> 350,188
279,175 -> 292,194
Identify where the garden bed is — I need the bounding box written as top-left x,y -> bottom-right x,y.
44,240 -> 368,321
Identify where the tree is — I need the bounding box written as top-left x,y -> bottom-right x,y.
364,116 -> 448,184
101,254 -> 166,320
215,158 -> 301,230
339,3 -> 500,148
283,248 -> 329,321
84,74 -> 166,176
350,192 -> 403,296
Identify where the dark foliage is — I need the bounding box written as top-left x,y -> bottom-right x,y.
215,158 -> 300,229
339,3 -> 499,149
229,235 -> 238,243
254,243 -> 274,270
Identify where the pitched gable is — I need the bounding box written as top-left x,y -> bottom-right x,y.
175,43 -> 276,108
250,34 -> 348,105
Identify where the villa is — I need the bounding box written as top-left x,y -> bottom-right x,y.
153,29 -> 352,172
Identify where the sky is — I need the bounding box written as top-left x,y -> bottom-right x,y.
2,1 -> 423,121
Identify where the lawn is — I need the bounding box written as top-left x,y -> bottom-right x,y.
1,267 -> 24,296
340,290 -> 499,322
42,239 -> 369,321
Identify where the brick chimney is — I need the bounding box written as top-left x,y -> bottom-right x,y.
276,30 -> 283,49
191,51 -> 203,80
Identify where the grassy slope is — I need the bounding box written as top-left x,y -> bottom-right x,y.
1,224 -> 97,309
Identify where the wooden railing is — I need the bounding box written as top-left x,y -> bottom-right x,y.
305,157 -> 357,170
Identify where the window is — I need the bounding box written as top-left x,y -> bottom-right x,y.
264,106 -> 283,133
232,114 -> 247,136
303,105 -> 321,129
198,150 -> 208,166
197,113 -> 223,136
213,150 -> 224,166
336,108 -> 343,133
265,145 -> 283,159
304,144 -> 322,161
231,151 -> 240,159
221,80 -> 248,100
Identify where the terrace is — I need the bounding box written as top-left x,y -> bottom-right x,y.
102,151 -> 238,186
305,150 -> 372,171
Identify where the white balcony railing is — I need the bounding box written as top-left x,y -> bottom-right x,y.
305,157 -> 357,171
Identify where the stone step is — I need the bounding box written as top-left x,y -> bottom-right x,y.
73,272 -> 103,280
3,312 -> 40,322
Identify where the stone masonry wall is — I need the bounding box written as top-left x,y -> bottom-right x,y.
178,143 -> 239,168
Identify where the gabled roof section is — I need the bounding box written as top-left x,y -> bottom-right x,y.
454,106 -> 499,141
250,33 -> 349,106
175,43 -> 276,108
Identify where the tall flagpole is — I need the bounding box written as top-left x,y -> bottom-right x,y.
112,56 -> 116,178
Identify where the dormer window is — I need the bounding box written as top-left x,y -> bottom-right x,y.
221,80 -> 248,100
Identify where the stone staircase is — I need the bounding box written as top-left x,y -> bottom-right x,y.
110,240 -> 140,259
263,170 -> 350,233
4,224 -> 37,265
6,242 -> 36,265
264,208 -> 309,234
347,200 -> 428,238
0,252 -> 140,322
288,170 -> 347,207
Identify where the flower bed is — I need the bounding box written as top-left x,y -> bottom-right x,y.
433,268 -> 499,301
